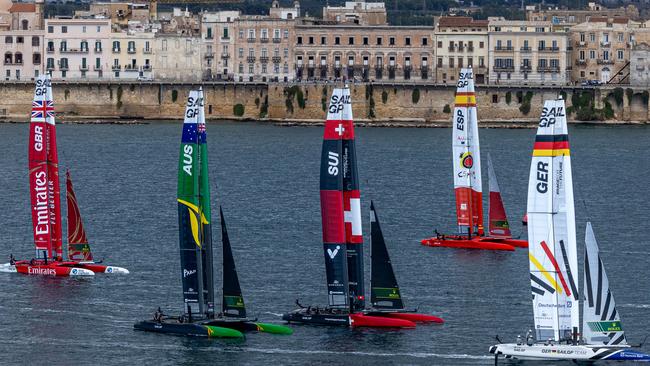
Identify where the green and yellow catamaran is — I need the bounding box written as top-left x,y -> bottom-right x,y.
134,89 -> 291,338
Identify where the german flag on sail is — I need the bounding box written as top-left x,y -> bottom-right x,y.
532,134 -> 570,157
455,92 -> 476,107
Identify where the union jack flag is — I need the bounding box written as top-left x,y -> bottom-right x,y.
31,100 -> 55,120
197,122 -> 206,133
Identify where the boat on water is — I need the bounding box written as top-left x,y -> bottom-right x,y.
134,89 -> 291,338
0,75 -> 127,277
364,201 -> 443,324
489,97 -> 650,362
421,68 -> 527,251
282,87 -> 414,329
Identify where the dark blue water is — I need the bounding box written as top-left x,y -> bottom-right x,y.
1,122 -> 649,365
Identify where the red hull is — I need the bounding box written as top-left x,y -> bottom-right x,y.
378,312 -> 444,324
349,313 -> 416,328
484,237 -> 528,248
14,260 -> 91,276
421,236 -> 515,251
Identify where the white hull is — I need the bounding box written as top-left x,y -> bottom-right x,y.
69,267 -> 95,276
0,263 -> 17,273
490,343 -> 650,362
103,266 -> 129,274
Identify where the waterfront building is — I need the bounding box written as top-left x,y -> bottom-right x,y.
153,33 -> 202,82
44,18 -> 111,80
569,17 -> 633,84
322,1 -> 387,26
109,31 -> 154,80
201,10 -> 238,81
488,18 -> 569,85
0,0 -> 44,80
434,16 -> 489,84
527,2 -> 639,25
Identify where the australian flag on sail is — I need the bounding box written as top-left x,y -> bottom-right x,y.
181,121 -> 198,144
31,100 -> 55,120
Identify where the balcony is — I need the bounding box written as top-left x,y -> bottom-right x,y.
260,56 -> 269,63
477,64 -> 486,69
246,56 -> 256,63
59,64 -> 69,71
61,48 -> 88,54
457,46 -> 465,52
247,37 -> 255,43
597,59 -> 614,65
111,64 -> 121,71
204,52 -> 214,59
127,48 -> 136,54
143,48 -> 152,54
79,64 -> 88,71
272,37 -> 281,43
538,47 -> 560,52
94,65 -> 102,71
576,41 -> 587,47
46,64 -> 55,71
537,66 -> 560,73
448,46 -> 455,51
260,37 -> 269,43
467,46 -> 474,52
493,65 -> 514,72
94,48 -> 102,53
272,56 -> 281,63
112,48 -> 121,53
520,46 -> 532,53
3,60 -> 23,65
520,65 -> 532,72
221,53 -> 230,59
124,64 -> 138,71
46,47 -> 55,53
142,64 -> 152,71
494,46 -> 514,52
600,41 -> 610,47
575,59 -> 587,65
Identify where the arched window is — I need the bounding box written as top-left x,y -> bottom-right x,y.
80,40 -> 88,51
21,19 -> 28,30
32,36 -> 39,47
4,52 -> 12,64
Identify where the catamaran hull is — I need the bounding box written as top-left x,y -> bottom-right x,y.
283,311 -> 351,326
421,237 -> 516,251
282,311 -> 415,328
75,262 -> 130,274
206,319 -> 293,335
366,311 -> 444,323
11,261 -> 94,276
133,320 -> 243,338
0,263 -> 17,273
489,343 -> 650,362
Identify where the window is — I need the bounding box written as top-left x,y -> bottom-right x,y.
248,48 -> 254,57
335,37 -> 340,45
223,28 -> 229,38
580,33 -> 585,42
81,40 -> 88,51
377,37 -> 382,45
239,63 -> 243,73
538,40 -> 545,50
479,56 -> 484,67
262,63 -> 267,73
617,49 -> 624,60
248,64 -> 253,73
479,41 -> 484,48
437,41 -> 442,48
589,50 -> 595,59
62,26 -> 67,33
238,48 -> 243,58
112,41 -> 120,52
389,37 -> 395,45
33,53 -> 41,64
437,57 -> 443,67
308,36 -> 314,44
161,39 -> 167,51
239,30 -> 244,39
579,50 -> 585,60
603,50 -> 609,61
248,29 -> 255,39
32,37 -> 39,47
405,37 -> 411,46
618,33 -> 624,42
128,41 -> 135,52
348,37 -> 354,45
60,41 -> 67,52
284,29 -> 289,38
95,41 -> 102,52
47,26 -> 53,33
82,26 -> 86,33
284,48 -> 288,57
458,57 -> 463,68
4,36 -> 11,43
468,41 -> 474,50
207,27 -> 212,39
363,37 -> 368,45
297,36 -> 303,44
97,26 -> 101,32
422,37 -> 428,46
449,57 -> 454,68
21,19 -> 28,30
467,57 -> 472,67
321,36 -> 326,45
589,33 -> 595,42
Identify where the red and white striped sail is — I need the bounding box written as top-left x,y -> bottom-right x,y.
28,75 -> 63,261
527,98 -> 579,342
66,170 -> 93,262
452,68 -> 483,235
487,153 -> 511,238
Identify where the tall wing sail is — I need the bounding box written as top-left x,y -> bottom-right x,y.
339,87 -> 365,310
196,89 -> 215,316
487,153 -> 511,238
582,222 -> 627,345
66,170 -> 93,262
452,68 -> 483,235
220,207 -> 246,318
527,98 -> 579,342
177,90 -> 205,315
29,75 -> 63,261
320,88 -> 349,309
370,201 -> 404,310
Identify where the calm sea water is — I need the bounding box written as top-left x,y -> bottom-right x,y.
0,122 -> 649,365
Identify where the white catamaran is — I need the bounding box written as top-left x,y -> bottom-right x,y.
489,97 -> 650,362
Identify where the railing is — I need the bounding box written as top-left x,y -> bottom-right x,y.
46,64 -> 55,70
79,64 -> 88,71
142,65 -> 152,71
521,65 -> 532,71
247,38 -> 255,43
272,37 -> 281,43
537,66 -> 560,73
143,48 -> 152,54
124,64 -> 138,71
3,60 -> 23,65
538,47 -> 559,51
112,48 -> 120,53
467,46 -> 474,52
457,46 -> 465,52
272,56 -> 281,63
46,47 -> 55,53
495,46 -> 514,51
260,37 -> 269,43
576,41 -> 587,47
575,59 -> 587,65
597,59 -> 614,64
260,56 -> 269,63
204,52 -> 214,58
520,47 -> 532,52
94,48 -> 102,53
94,65 -> 102,71
59,64 -> 69,71
221,53 -> 230,59
493,66 -> 514,72
448,46 -> 455,51
61,48 -> 88,54
112,64 -> 122,70
246,56 -> 256,63
600,41 -> 610,47
127,48 -> 136,54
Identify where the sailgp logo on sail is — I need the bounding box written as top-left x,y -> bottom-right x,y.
182,145 -> 193,175
186,96 -> 204,118
327,245 -> 340,259
183,269 -> 196,278
539,106 -> 565,127
329,94 -> 350,114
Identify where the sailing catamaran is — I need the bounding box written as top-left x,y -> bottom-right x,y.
282,87 -> 414,328
0,75 -> 127,277
421,68 -> 527,251
489,98 -> 650,362
365,201 -> 444,324
134,90 -> 291,337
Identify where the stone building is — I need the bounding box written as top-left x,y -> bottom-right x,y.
569,17 -> 633,84
322,1 -> 387,26
44,18 -> 112,80
201,10 -> 239,81
295,20 -> 433,82
109,31 -> 154,80
527,2 -> 639,24
488,19 -> 570,85
0,0 -> 44,80
630,42 -> 650,86
434,16 -> 489,84
153,33 -> 202,82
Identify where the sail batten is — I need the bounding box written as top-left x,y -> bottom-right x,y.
527,98 -> 579,342
452,69 -> 483,236
370,201 -> 404,310
66,170 -> 93,262
29,75 -> 62,261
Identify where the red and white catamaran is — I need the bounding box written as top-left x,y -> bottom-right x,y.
421,68 -> 527,251
0,75 -> 128,276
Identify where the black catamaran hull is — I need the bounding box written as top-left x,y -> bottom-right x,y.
283,311 -> 350,326
282,309 -> 416,328
133,319 -> 243,338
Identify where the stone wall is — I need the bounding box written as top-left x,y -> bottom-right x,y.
0,81 -> 648,124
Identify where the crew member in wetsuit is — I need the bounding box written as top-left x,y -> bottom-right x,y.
153,307 -> 163,322
9,254 -> 15,265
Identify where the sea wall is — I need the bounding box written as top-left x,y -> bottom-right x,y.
0,81 -> 648,125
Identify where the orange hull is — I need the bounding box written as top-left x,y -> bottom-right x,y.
349,313 -> 416,328
376,312 -> 444,324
